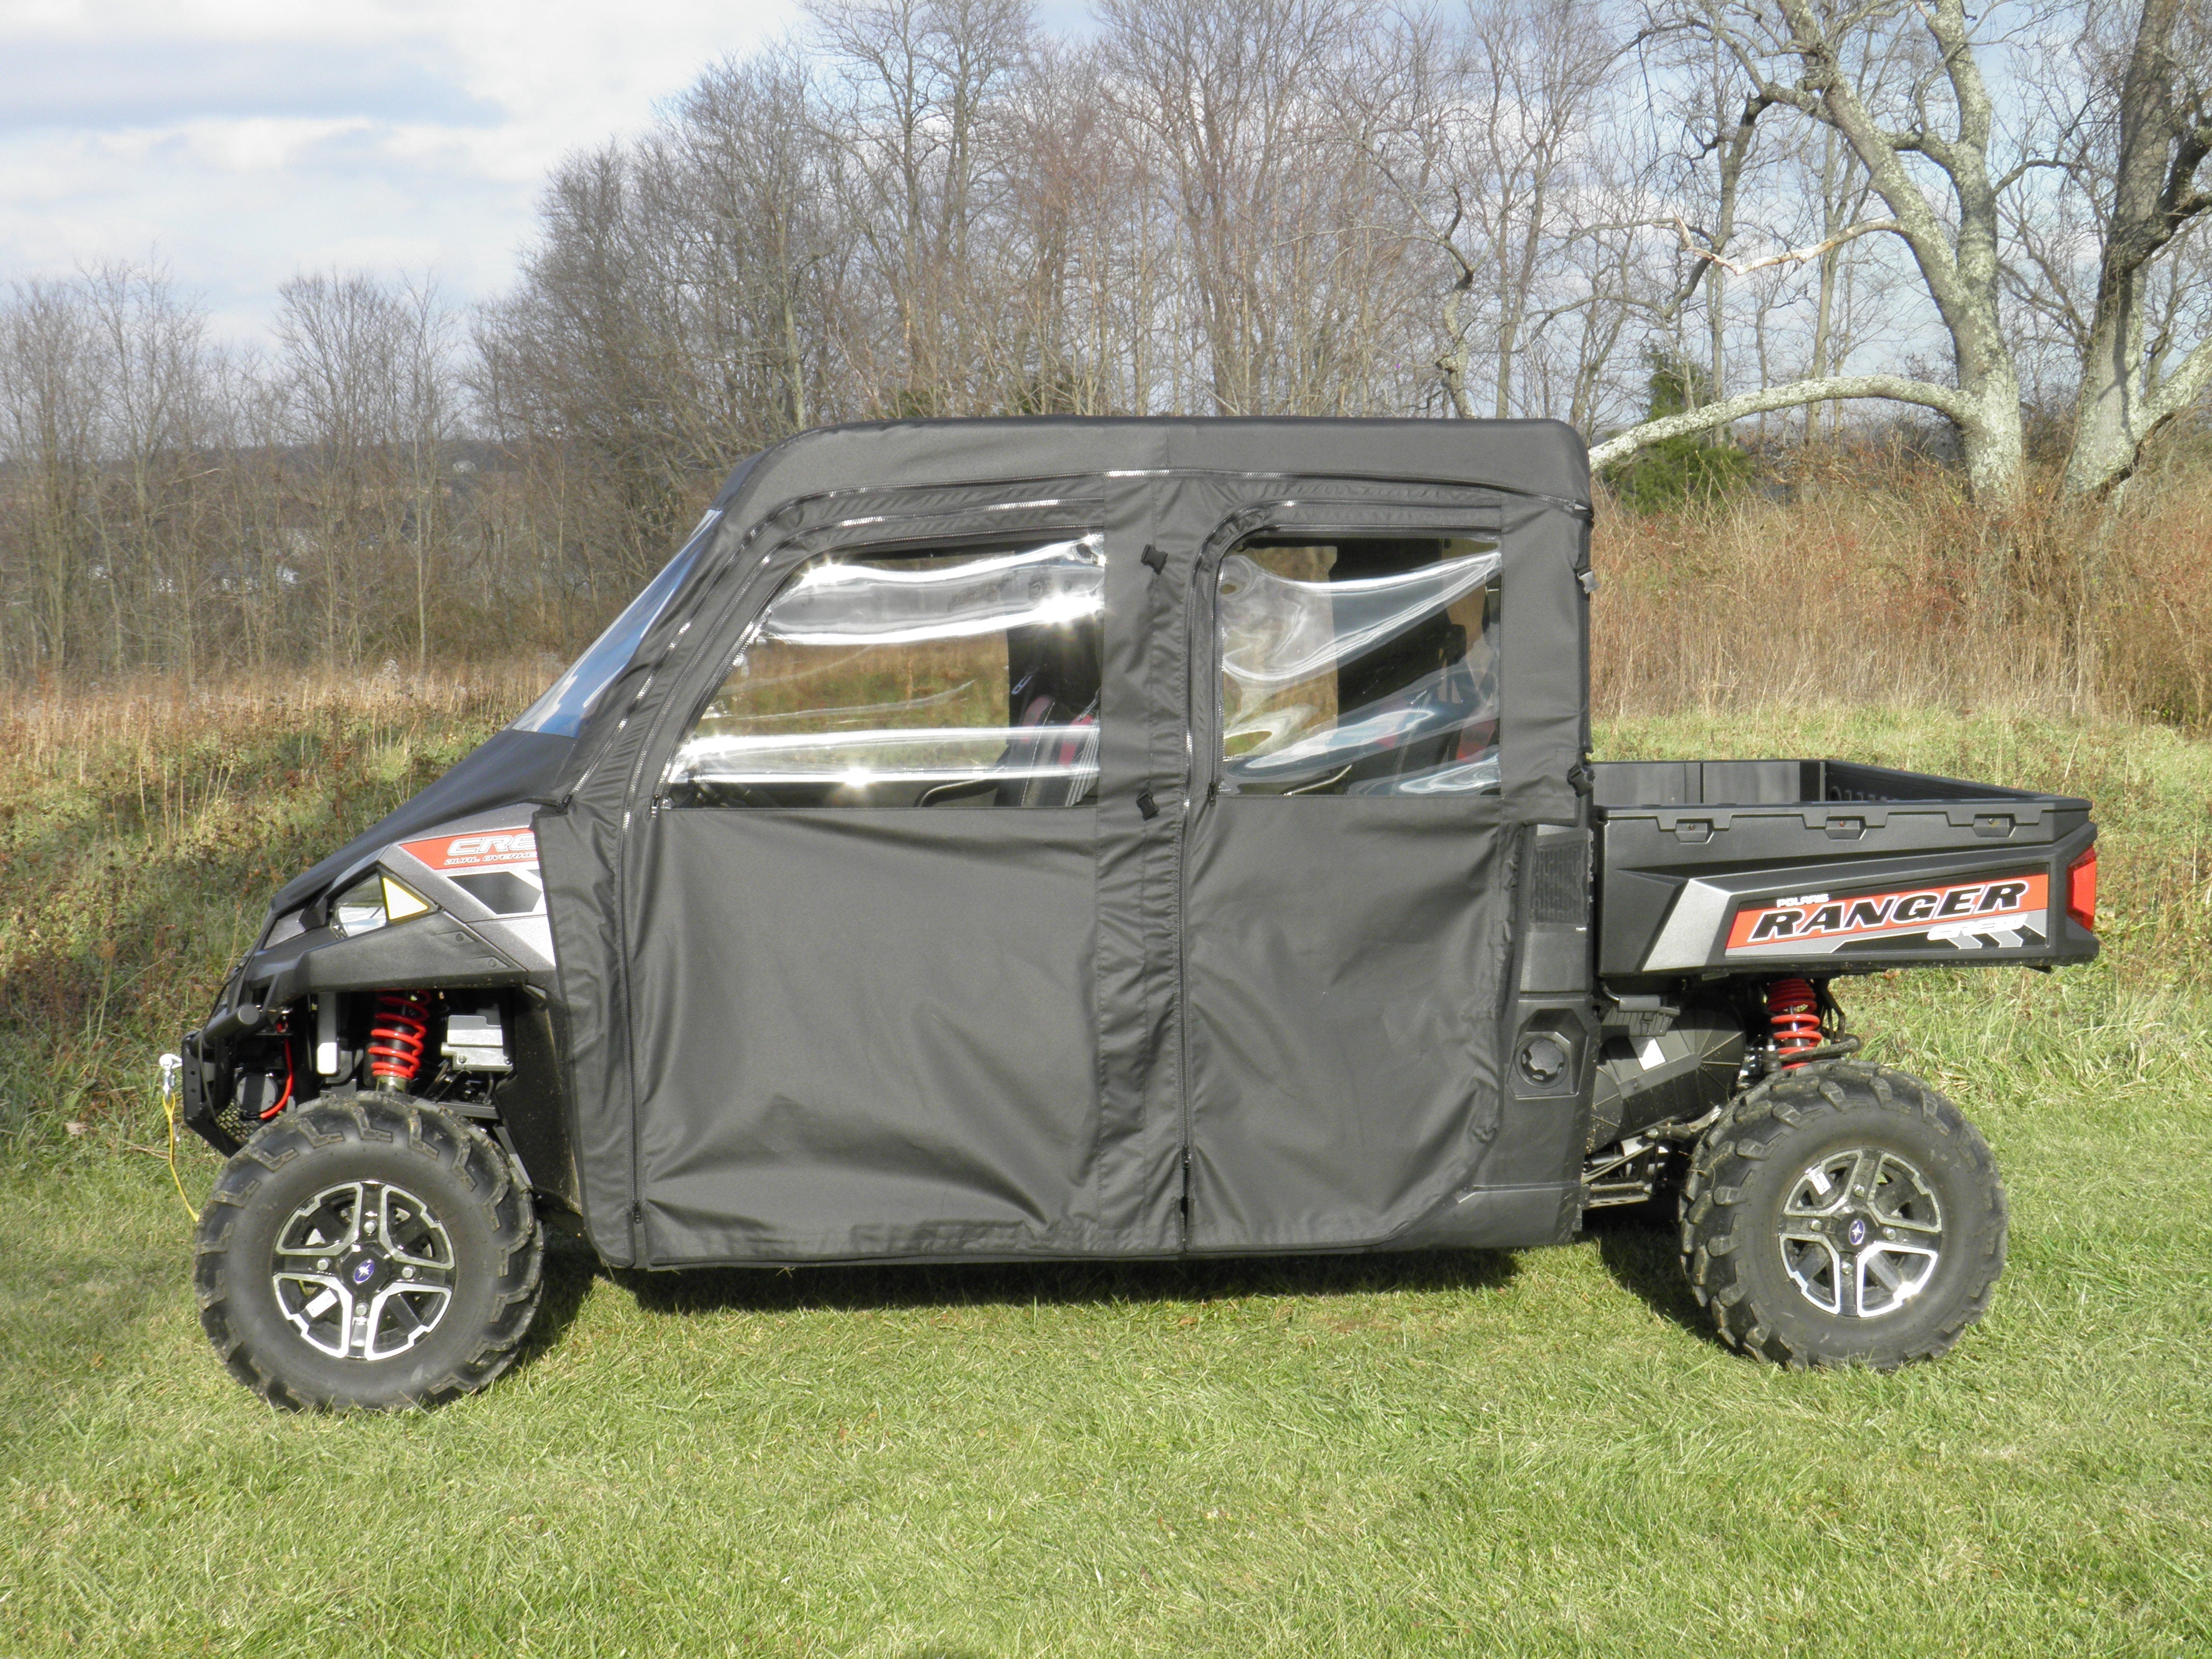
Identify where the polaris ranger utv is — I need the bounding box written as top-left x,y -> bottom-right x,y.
178,418 -> 2097,1409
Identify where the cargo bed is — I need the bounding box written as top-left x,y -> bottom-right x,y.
1590,760 -> 2097,981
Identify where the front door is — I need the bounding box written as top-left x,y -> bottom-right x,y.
1181,512 -> 1518,1250
622,515 -> 1168,1263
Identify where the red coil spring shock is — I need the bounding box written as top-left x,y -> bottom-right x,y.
1766,977 -> 1823,1067
367,991 -> 433,1088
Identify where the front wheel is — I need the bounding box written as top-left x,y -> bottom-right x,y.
1679,1061 -> 2006,1370
194,1096 -> 543,1410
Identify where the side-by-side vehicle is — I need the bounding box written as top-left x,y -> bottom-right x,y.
177,418 -> 2097,1408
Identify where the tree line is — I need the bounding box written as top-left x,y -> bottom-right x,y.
2,0 -> 2207,681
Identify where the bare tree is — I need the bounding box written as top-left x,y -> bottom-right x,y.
277,273 -> 461,666
1358,0 -> 1629,419
200,343 -> 295,672
1800,121 -> 1885,438
0,281 -> 104,670
809,0 -> 1036,411
1593,0 -> 2039,501
81,263 -> 215,678
2059,0 -> 2212,494
476,146 -> 712,587
1100,0 -> 1386,415
996,41 -> 1166,413
672,51 -> 850,440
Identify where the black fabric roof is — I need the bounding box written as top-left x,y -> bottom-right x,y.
704,417 -> 1591,525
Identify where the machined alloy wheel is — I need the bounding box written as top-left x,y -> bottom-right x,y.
1679,1060 -> 2006,1370
196,1095 -> 542,1410
271,1179 -> 457,1360
1776,1147 -> 1945,1320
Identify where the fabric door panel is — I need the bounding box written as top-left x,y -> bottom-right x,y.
1183,796 -> 1509,1249
630,809 -> 1114,1263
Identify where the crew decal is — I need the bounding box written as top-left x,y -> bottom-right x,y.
399,827 -> 539,873
1725,872 -> 2048,957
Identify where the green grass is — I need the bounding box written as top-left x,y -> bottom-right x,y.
3,696 -> 2209,1655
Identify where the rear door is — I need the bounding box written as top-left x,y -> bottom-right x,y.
1180,506 -> 1519,1250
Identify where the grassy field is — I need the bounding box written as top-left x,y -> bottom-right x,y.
2,688 -> 2208,1655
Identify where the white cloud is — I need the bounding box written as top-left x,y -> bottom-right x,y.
0,0 -> 802,339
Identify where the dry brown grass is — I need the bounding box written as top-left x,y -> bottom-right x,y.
1590,451 -> 2212,727
0,660 -> 552,780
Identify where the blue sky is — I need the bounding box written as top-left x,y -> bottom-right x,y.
0,0 -> 805,340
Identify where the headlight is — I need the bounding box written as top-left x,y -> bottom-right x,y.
329,871 -> 436,937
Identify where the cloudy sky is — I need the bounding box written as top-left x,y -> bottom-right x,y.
0,0 -> 806,340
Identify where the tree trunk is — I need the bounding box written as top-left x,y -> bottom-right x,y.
1759,0 -> 2027,503
2061,0 -> 2212,497
1957,373 -> 2026,505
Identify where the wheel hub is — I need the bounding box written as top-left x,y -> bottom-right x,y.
271,1180 -> 456,1360
1777,1147 -> 1945,1319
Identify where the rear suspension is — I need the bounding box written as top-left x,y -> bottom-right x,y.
1766,978 -> 1822,1066
1763,977 -> 1857,1071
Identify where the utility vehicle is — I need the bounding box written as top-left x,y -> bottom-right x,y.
177,418 -> 2097,1409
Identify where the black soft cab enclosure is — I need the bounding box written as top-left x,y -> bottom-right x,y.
535,418 -> 1590,1269
177,417 -> 2094,1410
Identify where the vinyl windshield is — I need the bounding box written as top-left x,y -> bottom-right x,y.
511,510 -> 723,738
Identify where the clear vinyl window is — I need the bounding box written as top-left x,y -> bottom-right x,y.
1218,533 -> 1501,796
665,535 -> 1103,808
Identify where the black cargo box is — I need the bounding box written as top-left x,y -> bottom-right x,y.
1592,760 -> 2097,979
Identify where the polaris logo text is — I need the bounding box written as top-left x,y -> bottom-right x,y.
400,828 -> 539,872
1725,872 -> 2048,954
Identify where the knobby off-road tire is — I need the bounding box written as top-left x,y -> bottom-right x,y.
1679,1060 -> 2006,1371
195,1095 -> 542,1410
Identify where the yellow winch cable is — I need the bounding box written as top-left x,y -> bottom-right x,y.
158,1055 -> 197,1223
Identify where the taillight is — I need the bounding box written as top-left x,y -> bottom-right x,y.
2067,847 -> 2097,933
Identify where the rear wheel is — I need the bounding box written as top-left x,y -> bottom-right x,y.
1679,1061 -> 2006,1370
194,1096 -> 542,1410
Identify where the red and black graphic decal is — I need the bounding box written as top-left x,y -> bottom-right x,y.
1726,872 -> 2047,956
399,827 -> 539,872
